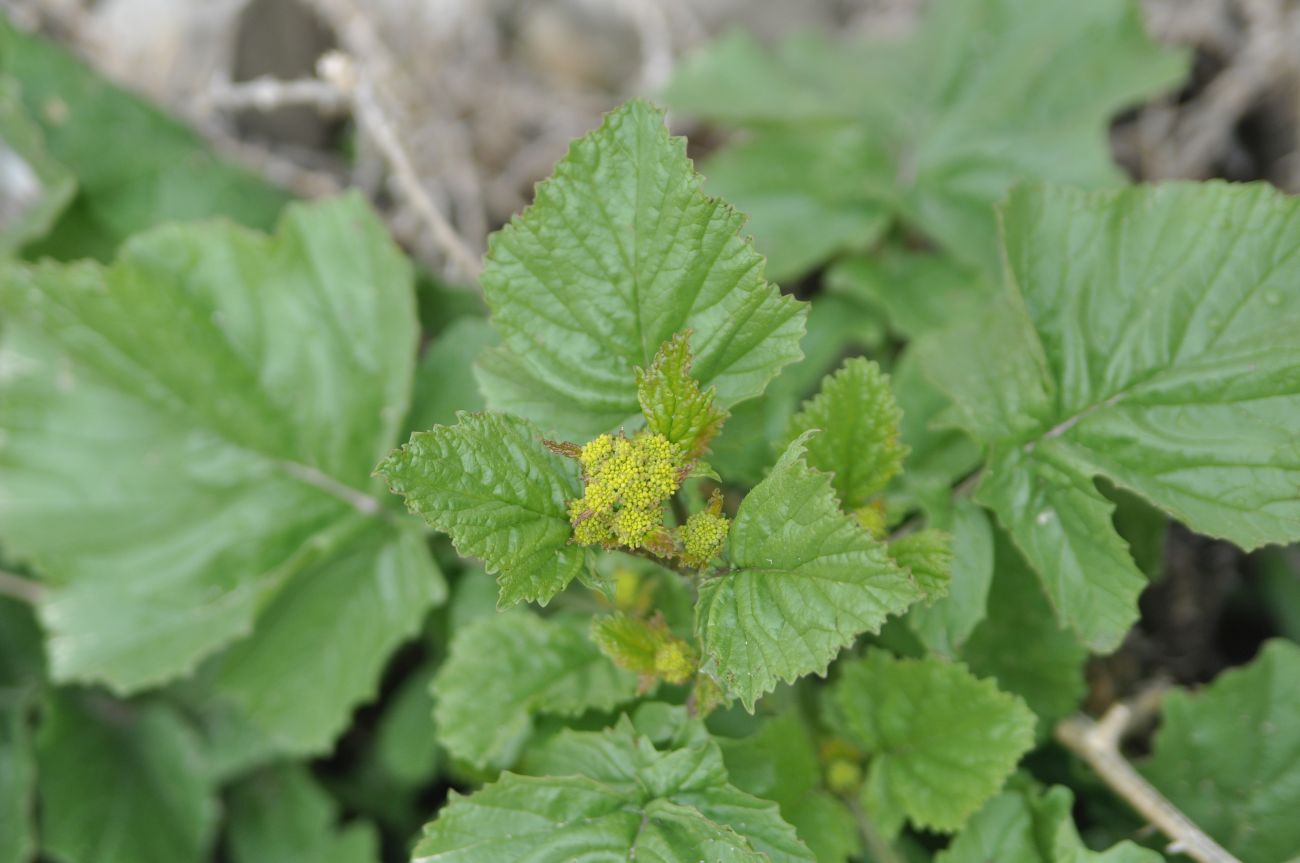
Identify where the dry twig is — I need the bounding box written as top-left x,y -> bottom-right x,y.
1055,692 -> 1241,863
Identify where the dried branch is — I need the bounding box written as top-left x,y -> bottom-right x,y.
1055,695 -> 1241,863
0,570 -> 47,605
207,74 -> 349,115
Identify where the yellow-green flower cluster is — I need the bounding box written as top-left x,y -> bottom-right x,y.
568,432 -> 682,548
679,507 -> 730,567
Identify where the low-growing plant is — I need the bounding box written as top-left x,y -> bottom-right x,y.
1,3 -> 1298,863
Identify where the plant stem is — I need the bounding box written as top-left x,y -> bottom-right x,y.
1055,702 -> 1241,863
849,795 -> 904,863
0,570 -> 47,605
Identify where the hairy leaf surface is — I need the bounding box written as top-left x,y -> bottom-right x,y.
414,715 -> 813,862
828,651 -> 1036,834
379,412 -> 586,606
924,182 -> 1300,650
432,611 -> 638,769
697,433 -> 922,710
476,99 -> 805,438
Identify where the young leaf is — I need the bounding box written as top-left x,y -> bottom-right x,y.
666,0 -> 1186,277
379,412 -> 586,606
414,715 -> 814,863
937,784 -> 1162,863
924,182 -> 1300,651
1141,640 -> 1300,862
888,529 -> 952,602
828,651 -> 1036,834
431,611 -> 639,769
227,764 -> 380,863
961,533 -> 1088,730
208,521 -> 442,756
0,195 -> 428,693
696,433 -> 923,711
475,98 -> 806,438
783,357 -> 908,510
37,691 -> 218,863
636,330 -> 729,459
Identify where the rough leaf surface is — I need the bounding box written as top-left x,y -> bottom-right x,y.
432,611 -> 639,769
828,651 -> 1036,834
0,195 -> 433,692
784,357 -> 907,510
475,98 -> 806,438
696,433 -> 923,710
924,182 -> 1300,650
637,330 -> 729,459
413,715 -> 813,863
379,412 -> 586,606
1141,640 -> 1300,863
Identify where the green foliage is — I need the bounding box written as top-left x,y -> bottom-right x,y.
414,713 -> 814,862
666,0 -> 1186,277
906,501 -> 994,656
924,182 -> 1300,650
1142,640 -> 1300,862
0,196 -> 441,711
784,357 -> 907,511
0,76 -> 74,254
379,412 -> 584,606
37,690 -> 218,863
227,765 -> 380,863
0,598 -> 44,863
827,651 -> 1036,834
432,611 -> 639,769
636,330 -> 729,459
888,529 -> 953,602
936,784 -> 1162,863
718,712 -> 859,863
697,433 -> 924,710
476,99 -> 805,438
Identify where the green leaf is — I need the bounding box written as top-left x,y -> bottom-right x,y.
414,715 -> 814,863
432,610 -> 639,769
961,531 -> 1088,730
826,249 -> 998,341
208,520 -> 442,755
0,19 -> 288,261
637,330 -> 729,459
228,764 -> 380,863
379,412 -> 587,606
0,597 -> 44,863
828,651 -> 1036,834
370,662 -> 440,789
696,432 -> 923,710
0,195 -> 428,693
783,357 -> 907,510
925,182 -> 1300,651
475,98 -> 806,439
0,76 -> 75,253
667,0 -> 1186,276
691,126 -> 891,283
907,501 -> 994,656
407,315 -> 497,433
888,529 -> 952,602
37,691 -> 218,863
1141,639 -> 1300,862
719,711 -> 860,863
937,784 -> 1162,863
